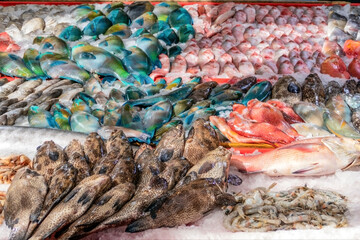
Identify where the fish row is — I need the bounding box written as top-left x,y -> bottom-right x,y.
4,122 -> 239,239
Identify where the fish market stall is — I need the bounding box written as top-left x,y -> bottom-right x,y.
1,1 -> 360,240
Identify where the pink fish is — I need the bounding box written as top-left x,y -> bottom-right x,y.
238,61 -> 255,76
214,2 -> 235,25
149,54 -> 169,79
269,7 -> 281,19
294,60 -> 310,73
287,14 -> 299,25
231,136 -> 360,176
228,47 -> 248,67
184,51 -> 199,68
244,5 -> 256,23
237,41 -> 252,54
275,16 -> 287,25
231,25 -> 245,43
170,55 -> 187,74
198,48 -> 215,67
255,6 -> 269,22
222,62 -> 241,78
201,59 -> 220,77
262,14 -> 275,24
278,60 -> 295,74
234,10 -> 247,23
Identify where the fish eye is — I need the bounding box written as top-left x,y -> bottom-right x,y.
43,42 -> 54,50
80,52 -> 96,59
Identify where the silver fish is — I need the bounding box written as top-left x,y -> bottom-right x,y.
6,79 -> 42,101
0,78 -> 24,97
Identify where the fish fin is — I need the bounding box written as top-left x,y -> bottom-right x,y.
322,138 -> 358,169
145,194 -> 169,219
292,163 -> 319,174
215,193 -> 237,207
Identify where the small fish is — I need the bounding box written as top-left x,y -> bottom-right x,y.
23,48 -> 47,79
97,126 -> 151,143
231,136 -> 360,176
105,23 -> 131,38
70,111 -> 100,134
29,174 -> 111,240
231,76 -> 257,94
4,168 -> 48,240
165,77 -> 182,90
72,44 -> 130,81
183,119 -> 219,166
39,36 -> 70,57
126,178 -> 235,233
82,16 -> 112,36
0,53 -> 36,79
188,81 -> 218,102
154,124 -> 185,162
241,81 -> 272,106
210,89 -> 242,104
272,75 -> 302,106
291,123 -> 333,138
124,86 -> 147,100
28,105 -> 59,129
168,8 -> 192,29
293,102 -> 326,127
324,111 -> 360,139
59,26 -> 83,42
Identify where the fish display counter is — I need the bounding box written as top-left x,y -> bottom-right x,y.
1,1 -> 360,240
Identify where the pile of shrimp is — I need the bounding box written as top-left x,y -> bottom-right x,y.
223,184 -> 348,232
0,154 -> 31,184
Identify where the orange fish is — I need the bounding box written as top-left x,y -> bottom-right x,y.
348,57 -> 360,79
231,136 -> 360,176
0,32 -> 20,52
266,99 -> 304,124
343,39 -> 360,58
227,112 -> 294,144
320,55 -> 350,79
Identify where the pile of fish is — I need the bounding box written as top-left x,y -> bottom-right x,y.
3,121 -> 242,239
223,185 -> 348,232
158,3 -> 329,80
0,154 -> 31,184
0,191 -> 4,225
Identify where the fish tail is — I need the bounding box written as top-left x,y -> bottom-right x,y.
125,216 -> 153,233
230,155 -> 263,173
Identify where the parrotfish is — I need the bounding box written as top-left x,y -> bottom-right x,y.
23,48 -> 48,79
58,26 -> 83,42
136,34 -> 163,69
98,35 -> 131,59
324,111 -> 360,139
173,99 -> 194,116
150,21 -> 170,34
326,95 -> 352,123
143,100 -> 173,137
131,11 -> 157,30
83,16 -> 112,37
28,105 -> 59,129
39,36 -> 70,57
131,28 -> 150,38
177,24 -> 195,43
103,2 -> 125,14
168,8 -> 193,29
241,81 -> 272,106
293,102 -> 326,127
153,2 -> 181,22
105,23 -> 131,38
77,10 -> 104,23
70,111 -> 100,134
122,46 -> 152,74
71,98 -> 91,113
125,1 -> 154,21
157,28 -> 179,46
0,52 -> 37,79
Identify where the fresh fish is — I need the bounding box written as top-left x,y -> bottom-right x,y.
232,76 -> 257,94
293,102 -> 326,127
291,123 -> 333,138
210,84 -> 231,97
231,136 -> 360,176
168,8 -> 192,29
153,2 -> 181,21
71,98 -> 91,113
23,48 -> 47,79
241,81 -> 272,106
124,86 -> 146,100
59,183 -> 135,239
342,79 -> 358,96
6,79 -> 42,101
131,12 -> 157,30
0,126 -> 87,159
98,126 -> 151,143
125,1 -> 154,21
39,36 -> 70,57
29,174 -> 111,240
143,100 -> 172,137
0,53 -> 36,79
326,95 -> 351,123
83,16 -> 112,36
183,108 -> 216,133
0,78 -> 24,97
131,28 -> 150,37
70,111 -> 100,134
77,10 -> 104,23
83,132 -> 106,169
122,46 -> 152,75
103,2 -> 125,14
154,124 -> 185,162
4,168 -> 48,240
272,75 -> 302,106
178,24 -> 195,43
344,93 -> 360,109
39,52 -> 91,84
107,8 -> 131,25
72,44 -> 130,81
351,109 -> 360,132
188,81 -> 218,102
59,26 -> 83,42
325,81 -> 342,102
126,178 -> 235,233
210,90 -> 242,104
28,105 -> 58,129
301,73 -> 325,106
157,28 -> 179,46
98,35 -> 131,59
165,77 -> 182,90
136,34 -> 163,69
105,23 -> 131,38
173,99 -> 194,116
119,103 -> 142,130
320,55 -> 350,79
324,111 -> 360,139
64,140 -> 91,183
25,163 -> 77,239
153,119 -> 182,142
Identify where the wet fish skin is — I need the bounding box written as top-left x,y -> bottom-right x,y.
302,73 -> 325,106
29,174 -> 111,240
4,168 -> 48,240
25,163 -> 77,239
126,178 -> 236,233
83,132 -> 106,169
154,124 -> 185,162
183,119 -> 219,166
65,139 -> 91,183
33,140 -> 68,183
0,126 -> 88,159
188,81 -> 218,102
293,102 -> 326,127
272,75 -> 302,106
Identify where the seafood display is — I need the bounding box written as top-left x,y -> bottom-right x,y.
224,185 -> 348,232
0,154 -> 31,184
2,1 -> 360,240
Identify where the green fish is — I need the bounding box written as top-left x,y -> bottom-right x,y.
53,107 -> 72,131
131,12 -> 157,30
39,36 -> 70,57
39,52 -> 91,84
324,111 -> 360,139
165,77 -> 182,90
326,94 -> 351,123
92,109 -> 105,123
168,45 -> 182,58
177,24 -> 195,43
0,53 -> 36,79
154,119 -> 182,142
125,1 -> 154,21
23,48 -> 47,79
136,34 -> 163,69
84,76 -> 103,96
144,81 -> 166,96
124,85 -> 147,100
78,10 -> 104,23
241,81 -> 272,106
103,100 -> 122,126
71,4 -> 94,20
131,28 -> 149,38
33,36 -> 44,45
173,99 -> 194,116
107,8 -> 131,25
153,2 -> 181,22
109,88 -> 125,102
210,90 -> 242,104
98,35 -> 131,59
28,105 -> 59,129
77,92 -> 97,107
122,46 -> 152,74
183,108 -> 216,133
70,111 -> 100,134
168,8 -> 193,29
293,102 -> 326,127
143,100 -> 173,137
150,21 -> 170,34
119,103 -> 142,129
210,84 -> 231,97
71,98 -> 91,113
59,26 -> 83,42
103,2 -> 125,14
83,16 -> 112,37
72,44 -> 130,81
157,28 -> 179,46
105,23 -> 131,38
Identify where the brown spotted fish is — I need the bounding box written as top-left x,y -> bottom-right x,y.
272,75 -> 302,106
188,81 -> 218,102
64,139 -> 91,183
325,81 -> 342,102
183,119 -> 219,166
154,124 -> 185,162
4,168 -> 48,240
33,141 -> 67,183
29,174 -> 111,240
25,163 -> 77,239
93,130 -> 133,175
302,73 -> 325,106
109,155 -> 136,186
178,146 -> 231,191
58,182 -> 136,240
126,178 -> 236,233
83,132 -> 106,169
342,79 -> 358,96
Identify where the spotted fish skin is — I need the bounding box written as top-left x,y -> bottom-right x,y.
302,73 -> 325,106
272,75 -> 302,106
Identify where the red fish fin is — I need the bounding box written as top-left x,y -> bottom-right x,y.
292,163 -> 319,174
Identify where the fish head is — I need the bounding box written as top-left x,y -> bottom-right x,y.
39,36 -> 69,57
83,16 -> 113,36
107,8 -> 131,25
168,7 -> 193,29
178,24 -> 195,43
150,21 -> 170,34
105,23 -> 131,38
70,111 -> 100,134
157,28 -> 179,46
59,26 -> 82,42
